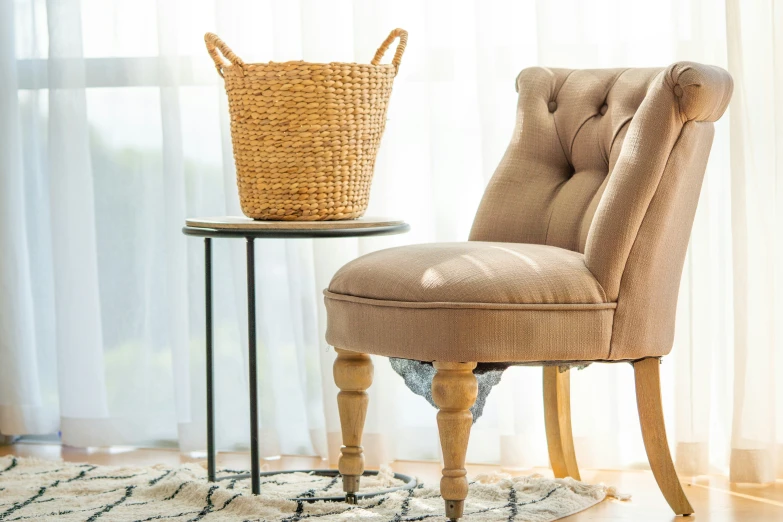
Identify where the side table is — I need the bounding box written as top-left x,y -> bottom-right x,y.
182,216 -> 410,497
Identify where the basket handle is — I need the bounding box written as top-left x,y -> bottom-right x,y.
371,28 -> 408,74
204,33 -> 245,78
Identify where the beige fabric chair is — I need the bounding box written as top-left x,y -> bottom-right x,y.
326,62 -> 732,519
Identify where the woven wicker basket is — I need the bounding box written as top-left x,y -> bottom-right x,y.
205,29 -> 407,221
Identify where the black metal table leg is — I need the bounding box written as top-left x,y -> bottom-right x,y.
246,238 -> 260,495
184,219 -> 409,497
205,238 -> 216,482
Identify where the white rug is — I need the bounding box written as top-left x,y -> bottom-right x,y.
0,456 -> 627,521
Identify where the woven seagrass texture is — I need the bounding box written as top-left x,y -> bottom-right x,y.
205,29 -> 407,220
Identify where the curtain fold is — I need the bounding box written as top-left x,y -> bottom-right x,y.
0,0 -> 55,436
1,0 -> 780,483
725,0 -> 782,483
46,0 -> 112,445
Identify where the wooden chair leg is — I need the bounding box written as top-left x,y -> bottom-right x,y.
333,348 -> 373,503
432,362 -> 478,521
634,357 -> 694,516
543,366 -> 581,480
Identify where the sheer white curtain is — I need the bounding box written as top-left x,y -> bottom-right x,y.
725,0 -> 783,483
1,0 -> 780,483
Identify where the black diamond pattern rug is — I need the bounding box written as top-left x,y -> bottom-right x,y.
0,456 -> 624,521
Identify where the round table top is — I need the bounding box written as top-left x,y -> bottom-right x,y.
182,216 -> 410,239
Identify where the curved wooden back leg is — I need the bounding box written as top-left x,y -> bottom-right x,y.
432,362 -> 478,521
634,357 -> 694,516
333,348 -> 373,503
543,366 -> 581,480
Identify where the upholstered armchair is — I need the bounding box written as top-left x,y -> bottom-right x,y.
325,63 -> 732,520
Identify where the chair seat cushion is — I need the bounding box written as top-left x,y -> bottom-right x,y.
325,242 -> 617,363
328,242 -> 608,305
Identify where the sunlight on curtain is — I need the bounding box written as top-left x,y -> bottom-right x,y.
725,0 -> 783,483
1,0 -> 779,483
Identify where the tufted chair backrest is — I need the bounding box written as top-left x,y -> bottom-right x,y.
470,63 -> 732,359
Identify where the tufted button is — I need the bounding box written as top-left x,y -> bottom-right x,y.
673,85 -> 684,97
548,101 -> 557,113
599,104 -> 608,115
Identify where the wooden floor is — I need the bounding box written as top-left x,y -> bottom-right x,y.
2,443 -> 782,521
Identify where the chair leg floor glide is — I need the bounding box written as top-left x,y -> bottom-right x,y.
333,348 -> 374,504
543,366 -> 581,481
634,357 -> 694,516
432,362 -> 478,521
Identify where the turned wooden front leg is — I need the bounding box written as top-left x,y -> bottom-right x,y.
432,362 -> 478,521
333,348 -> 373,500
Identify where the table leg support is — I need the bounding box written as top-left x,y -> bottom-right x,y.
205,238 -> 216,482
246,238 -> 261,495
